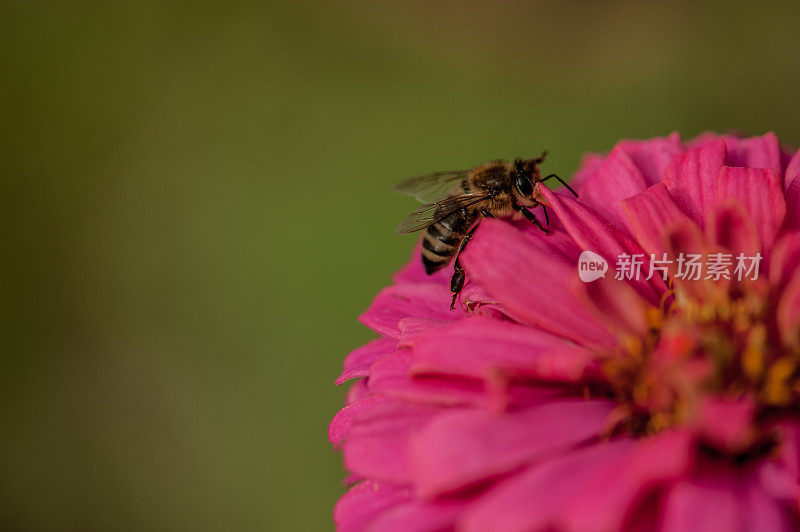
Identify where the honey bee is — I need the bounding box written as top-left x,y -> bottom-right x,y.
394,151 -> 577,309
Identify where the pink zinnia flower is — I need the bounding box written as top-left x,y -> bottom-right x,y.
330,132 -> 800,531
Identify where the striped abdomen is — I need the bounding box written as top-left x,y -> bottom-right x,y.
421,208 -> 476,274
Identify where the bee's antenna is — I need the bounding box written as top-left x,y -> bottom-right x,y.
542,173 -> 578,198
534,150 -> 548,164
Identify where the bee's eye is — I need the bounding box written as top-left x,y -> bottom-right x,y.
515,174 -> 533,196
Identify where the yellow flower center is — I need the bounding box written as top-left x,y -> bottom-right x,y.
602,281 -> 800,446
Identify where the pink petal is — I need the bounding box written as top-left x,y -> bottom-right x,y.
397,317 -> 450,347
359,283 -> 455,339
576,275 -> 652,338
777,275 -> 800,349
533,225 -> 585,259
784,149 -> 800,190
369,348 -> 561,412
409,399 -> 616,497
462,432 -> 692,532
452,281 -> 509,317
366,500 -> 462,532
663,139 -> 726,225
336,338 -> 396,385
716,166 -> 786,252
663,470 -> 795,532
705,199 -> 761,257
622,182 -> 695,256
742,480 -> 797,531
367,349 -> 486,407
409,317 -> 594,382
541,187 -> 666,305
784,176 -> 800,231
345,378 -> 369,404
769,234 -> 800,292
578,145 -> 648,233
696,396 -> 757,453
617,132 -> 684,186
333,480 -> 411,532
342,400 -> 441,483
661,476 -> 742,532
722,132 -> 782,174
758,422 -> 800,503
460,219 -> 615,347
663,220 -> 714,301
329,395 -> 389,449
503,223 -> 584,262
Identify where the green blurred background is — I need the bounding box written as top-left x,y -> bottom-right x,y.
2,1 -> 799,529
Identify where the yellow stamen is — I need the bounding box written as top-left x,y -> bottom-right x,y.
742,324 -> 767,381
764,357 -> 797,406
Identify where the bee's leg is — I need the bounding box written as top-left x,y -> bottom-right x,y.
517,205 -> 549,234
449,219 -> 486,310
542,174 -> 579,198
450,263 -> 465,310
450,211 -> 498,309
531,201 -> 550,226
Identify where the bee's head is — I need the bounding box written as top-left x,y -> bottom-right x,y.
511,153 -> 546,206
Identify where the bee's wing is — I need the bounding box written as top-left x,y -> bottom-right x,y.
395,193 -> 489,234
393,170 -> 470,203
